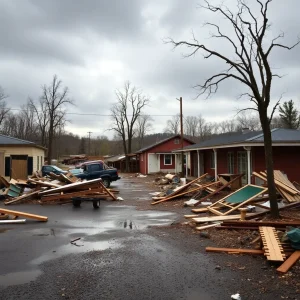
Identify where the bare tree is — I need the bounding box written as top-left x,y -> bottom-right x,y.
164,114 -> 180,135
40,75 -> 74,164
184,116 -> 198,137
0,86 -> 10,127
197,115 -> 215,140
135,114 -> 153,149
110,81 -> 149,171
236,111 -> 261,131
218,120 -> 237,133
167,0 -> 299,218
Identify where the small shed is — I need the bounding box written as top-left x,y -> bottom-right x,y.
0,135 -> 46,180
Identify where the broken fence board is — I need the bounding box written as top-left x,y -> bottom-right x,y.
259,226 -> 286,261
0,208 -> 48,222
277,251 -> 300,273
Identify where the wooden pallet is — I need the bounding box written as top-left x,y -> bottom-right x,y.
259,226 -> 286,261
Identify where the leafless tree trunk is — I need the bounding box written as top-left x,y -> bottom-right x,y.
167,0 -> 299,218
135,114 -> 153,149
164,114 -> 180,135
40,75 -> 74,164
110,81 -> 149,172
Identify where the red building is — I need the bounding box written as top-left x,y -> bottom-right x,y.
174,128 -> 300,185
136,135 -> 195,174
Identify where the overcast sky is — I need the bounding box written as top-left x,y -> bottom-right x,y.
0,0 -> 299,139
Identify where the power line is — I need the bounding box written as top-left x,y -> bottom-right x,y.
8,108 -> 177,117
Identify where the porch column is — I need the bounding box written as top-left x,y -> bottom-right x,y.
244,146 -> 251,184
197,150 -> 200,177
213,148 -> 217,182
185,153 -> 188,176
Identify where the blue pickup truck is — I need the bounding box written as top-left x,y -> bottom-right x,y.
74,160 -> 120,188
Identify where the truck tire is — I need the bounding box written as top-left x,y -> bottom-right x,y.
102,178 -> 110,188
73,199 -> 81,207
93,200 -> 100,209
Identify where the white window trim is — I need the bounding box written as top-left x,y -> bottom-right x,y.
164,154 -> 172,165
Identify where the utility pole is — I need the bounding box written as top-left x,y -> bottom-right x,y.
177,97 -> 184,176
87,131 -> 92,156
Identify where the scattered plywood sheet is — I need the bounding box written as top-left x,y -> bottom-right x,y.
259,226 -> 286,261
0,208 -> 48,222
277,251 -> 300,273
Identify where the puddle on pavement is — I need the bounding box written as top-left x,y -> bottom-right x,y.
0,269 -> 42,287
30,239 -> 120,266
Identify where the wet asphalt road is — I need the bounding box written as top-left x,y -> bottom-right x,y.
0,177 -> 283,300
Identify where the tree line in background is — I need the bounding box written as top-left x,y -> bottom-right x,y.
0,79 -> 299,162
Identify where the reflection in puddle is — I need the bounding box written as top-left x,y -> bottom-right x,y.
121,220 -> 137,229
0,269 -> 42,287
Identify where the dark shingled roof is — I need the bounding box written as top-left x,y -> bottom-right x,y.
136,134 -> 195,153
181,128 -> 300,151
0,134 -> 36,145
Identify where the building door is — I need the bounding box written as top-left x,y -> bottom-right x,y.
199,152 -> 204,175
148,154 -> 159,173
237,151 -> 248,185
11,155 -> 28,179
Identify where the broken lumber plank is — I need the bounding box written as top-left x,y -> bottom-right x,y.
196,222 -> 221,230
184,214 -> 199,219
192,214 -> 255,223
191,207 -> 209,213
259,226 -> 286,261
28,178 -> 61,188
0,175 -> 10,188
215,225 -> 287,231
222,220 -> 300,227
206,247 -> 264,255
4,190 -> 39,205
194,174 -> 244,206
0,219 -> 26,224
277,251 -> 300,273
39,178 -> 103,195
0,208 -> 48,222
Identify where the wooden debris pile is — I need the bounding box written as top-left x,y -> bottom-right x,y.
0,173 -> 117,206
181,170 -> 300,274
151,173 -> 220,205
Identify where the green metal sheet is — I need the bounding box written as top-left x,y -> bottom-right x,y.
7,184 -> 22,197
226,185 -> 265,204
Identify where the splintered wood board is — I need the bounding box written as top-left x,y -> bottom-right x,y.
259,226 -> 286,261
192,214 -> 255,223
206,247 -> 264,255
0,208 -> 48,222
277,251 -> 300,273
